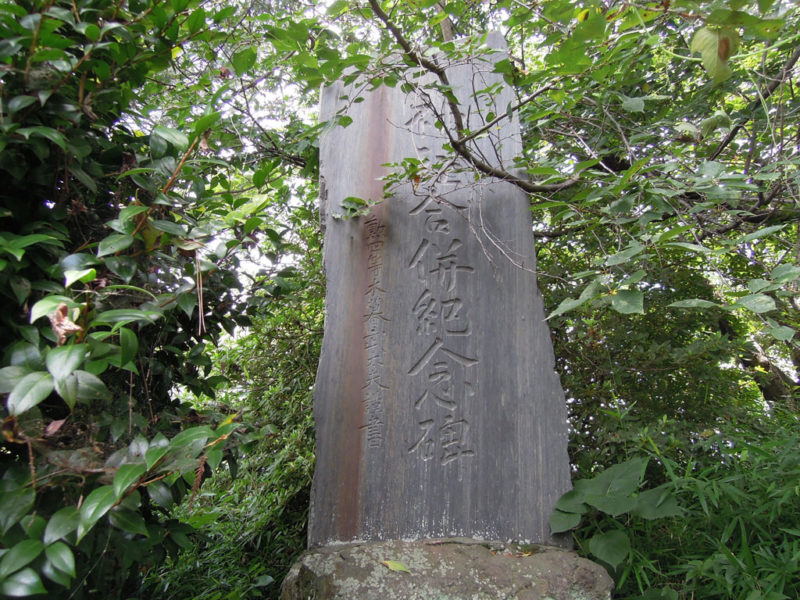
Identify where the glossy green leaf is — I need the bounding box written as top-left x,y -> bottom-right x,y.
64,268 -> 96,287
42,558 -> 73,586
0,568 -> 47,597
0,366 -> 32,394
109,509 -> 149,537
29,295 -> 76,324
45,542 -> 75,577
113,463 -> 147,498
7,371 -> 54,415
92,308 -> 161,325
118,327 -> 138,367
44,506 -> 80,544
153,125 -> 189,150
46,344 -> 86,381
77,486 -> 117,542
8,95 -> 37,113
0,540 -> 44,579
170,425 -> 213,448
146,481 -> 174,509
105,256 -> 138,283
17,126 -> 68,149
0,488 -> 34,534
145,445 -> 170,470
97,234 -> 134,257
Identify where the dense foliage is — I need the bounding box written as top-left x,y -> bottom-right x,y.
1,0 -> 798,597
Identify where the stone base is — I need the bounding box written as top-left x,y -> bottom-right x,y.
281,538 -> 612,600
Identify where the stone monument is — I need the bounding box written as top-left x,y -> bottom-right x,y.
283,32 -> 612,600
310,31 -> 571,548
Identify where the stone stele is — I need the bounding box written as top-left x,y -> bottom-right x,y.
281,539 -> 613,600
309,32 -> 572,548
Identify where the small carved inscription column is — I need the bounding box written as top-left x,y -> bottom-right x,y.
310,33 -> 571,547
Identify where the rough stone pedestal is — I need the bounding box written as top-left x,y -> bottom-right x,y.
281,538 -> 613,600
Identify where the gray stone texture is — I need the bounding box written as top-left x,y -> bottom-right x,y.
281,539 -> 613,600
310,33 -> 571,547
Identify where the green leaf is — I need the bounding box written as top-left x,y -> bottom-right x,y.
153,125 -> 189,150
77,486 -> 117,542
606,243 -> 645,266
0,488 -> 34,534
64,268 -> 96,287
0,366 -> 32,394
232,46 -> 257,76
150,219 -> 187,236
54,370 -> 111,408
46,344 -> 86,381
770,264 -> 800,283
549,509 -> 582,533
145,445 -> 169,470
105,256 -> 138,283
92,308 -> 161,325
118,205 -> 149,222
8,95 -> 37,113
17,126 -> 68,150
113,464 -> 146,498
146,481 -> 174,509
186,7 -> 205,33
734,224 -> 784,244
0,540 -> 44,579
97,233 -> 134,257
547,278 -> 601,319
382,560 -> 411,573
7,371 -> 54,415
588,530 -> 630,569
42,558 -> 72,586
611,289 -> 644,315
29,295 -> 76,323
574,457 -> 647,497
769,325 -> 795,342
44,506 -> 79,544
170,425 -> 213,448
632,485 -> 683,519
108,509 -> 149,537
668,299 -> 719,309
584,493 -> 638,516
118,327 -> 138,367
690,26 -> 739,84
0,568 -> 47,597
45,542 -> 75,577
554,490 -> 589,514
734,293 -> 776,313
620,94 -> 645,112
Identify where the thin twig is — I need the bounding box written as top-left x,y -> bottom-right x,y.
710,45 -> 800,161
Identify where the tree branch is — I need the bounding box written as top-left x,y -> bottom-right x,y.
367,0 -> 579,194
709,45 -> 800,161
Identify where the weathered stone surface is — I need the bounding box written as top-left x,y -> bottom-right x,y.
310,33 -> 571,547
281,539 -> 613,600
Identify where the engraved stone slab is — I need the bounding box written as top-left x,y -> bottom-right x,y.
310,33 -> 570,548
